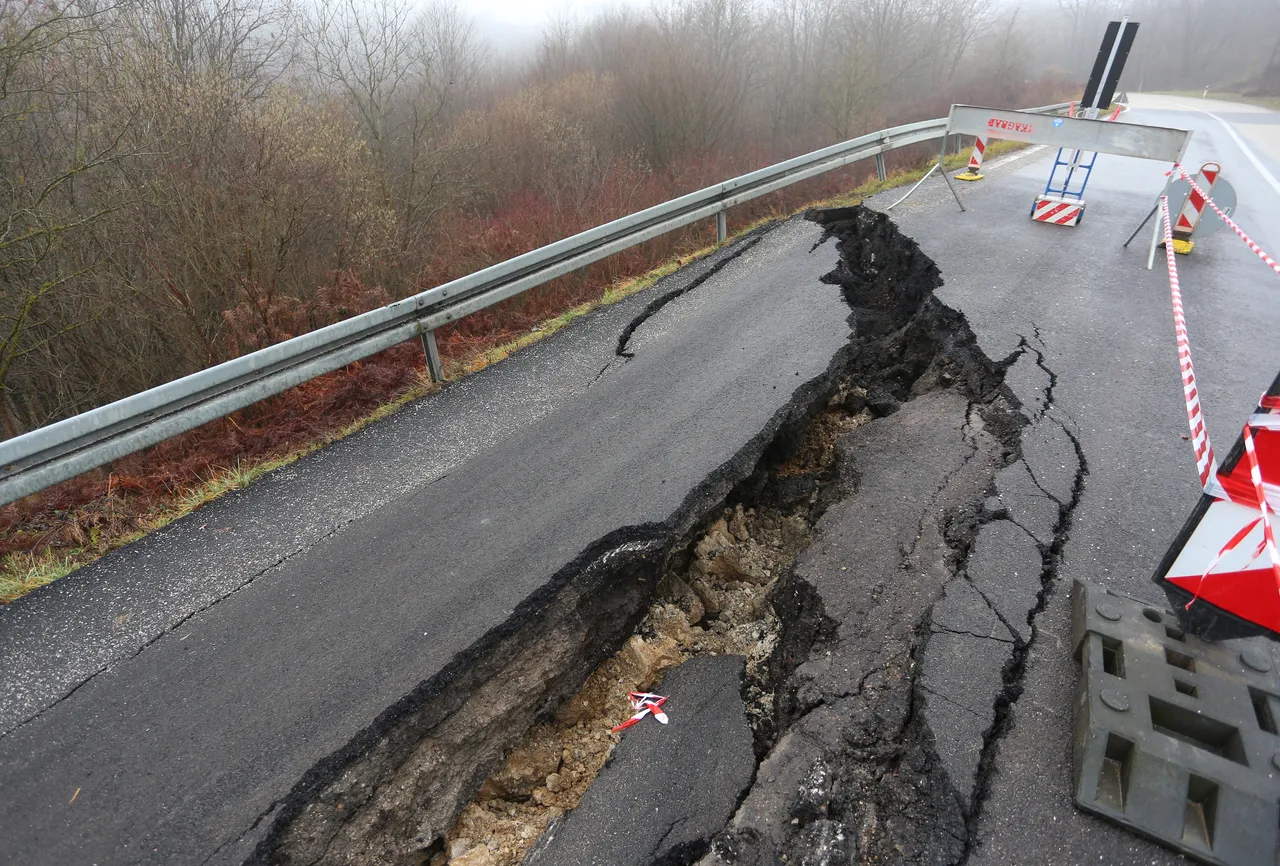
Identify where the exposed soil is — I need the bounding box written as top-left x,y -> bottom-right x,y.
260,205 -> 1021,866
435,501 -> 829,866
430,341 -> 905,866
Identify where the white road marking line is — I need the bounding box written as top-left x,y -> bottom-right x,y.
1200,110 -> 1280,197
984,145 -> 1047,171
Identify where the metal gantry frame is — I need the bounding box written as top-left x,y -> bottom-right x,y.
889,104 -> 1192,216
0,102 -> 1071,507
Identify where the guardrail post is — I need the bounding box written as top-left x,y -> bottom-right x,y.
715,211 -> 727,244
420,329 -> 444,383
875,152 -> 887,182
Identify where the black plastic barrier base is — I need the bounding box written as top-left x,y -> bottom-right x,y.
1073,579 -> 1280,865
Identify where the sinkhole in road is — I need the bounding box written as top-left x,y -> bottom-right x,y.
435,404 -> 870,866
261,206 -> 1016,866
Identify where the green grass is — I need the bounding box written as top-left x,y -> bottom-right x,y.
4,142 -> 1006,602
0,551 -> 77,602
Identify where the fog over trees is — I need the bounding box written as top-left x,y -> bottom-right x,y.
1,0 -> 1274,439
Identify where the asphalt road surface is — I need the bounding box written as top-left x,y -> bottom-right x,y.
875,92 -> 1280,865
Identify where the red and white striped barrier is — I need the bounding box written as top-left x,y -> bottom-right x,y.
1155,194 -> 1280,629
1032,197 -> 1084,226
1029,103 -> 1119,221
967,137 -> 986,172
1174,164 -> 1280,277
1174,162 -> 1220,239
956,136 -> 987,181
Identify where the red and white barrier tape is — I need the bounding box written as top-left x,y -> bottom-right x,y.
1244,423 -> 1280,578
1173,164 -> 1280,278
1159,196 -> 1224,496
1158,195 -> 1280,605
611,691 -> 670,733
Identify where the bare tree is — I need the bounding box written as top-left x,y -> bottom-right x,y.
301,0 -> 480,269
579,0 -> 756,166
533,11 -> 578,84
984,5 -> 1033,100
760,0 -> 838,149
0,2 -> 128,435
926,0 -> 997,84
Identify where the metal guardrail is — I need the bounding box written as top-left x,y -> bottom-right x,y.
0,102 -> 1070,507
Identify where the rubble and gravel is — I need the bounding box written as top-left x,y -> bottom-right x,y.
433,499 -> 836,866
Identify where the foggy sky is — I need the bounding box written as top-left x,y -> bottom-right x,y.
464,0 -> 648,52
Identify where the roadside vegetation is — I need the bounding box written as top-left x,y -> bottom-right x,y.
2,0 -> 1272,602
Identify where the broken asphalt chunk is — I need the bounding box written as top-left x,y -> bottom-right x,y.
525,656 -> 754,866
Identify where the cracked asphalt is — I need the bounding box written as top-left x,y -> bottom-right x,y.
869,93 -> 1280,864
0,219 -> 850,865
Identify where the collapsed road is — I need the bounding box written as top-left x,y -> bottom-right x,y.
5,198 -> 1031,866
463,206 -> 1057,866
4,93 -> 1280,866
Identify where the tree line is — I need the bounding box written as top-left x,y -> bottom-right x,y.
0,0 -> 1272,440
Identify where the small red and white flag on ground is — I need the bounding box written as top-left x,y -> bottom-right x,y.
611,692 -> 670,733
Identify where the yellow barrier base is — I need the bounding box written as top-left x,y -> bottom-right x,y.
1173,239 -> 1195,255
955,171 -> 984,182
